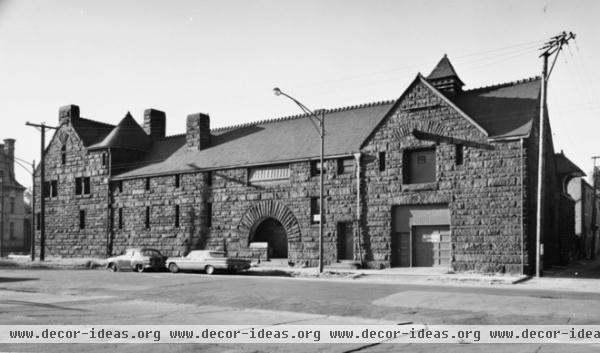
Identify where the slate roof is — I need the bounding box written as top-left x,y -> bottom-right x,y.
71,117 -> 115,147
555,152 -> 585,177
427,54 -> 464,85
454,77 -> 541,139
89,112 -> 152,151
113,101 -> 395,179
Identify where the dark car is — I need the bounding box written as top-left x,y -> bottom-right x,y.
106,248 -> 166,272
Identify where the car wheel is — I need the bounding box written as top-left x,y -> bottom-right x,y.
205,265 -> 215,275
135,264 -> 144,273
169,263 -> 179,273
107,263 -> 118,272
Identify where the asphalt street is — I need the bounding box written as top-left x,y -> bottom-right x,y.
1,268 -> 599,352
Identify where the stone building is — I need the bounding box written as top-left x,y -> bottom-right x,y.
34,56 -> 567,274
0,139 -> 29,254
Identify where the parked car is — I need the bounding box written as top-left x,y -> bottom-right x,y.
106,248 -> 166,272
166,250 -> 251,275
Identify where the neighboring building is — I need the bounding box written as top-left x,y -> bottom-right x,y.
0,139 -> 29,255
567,173 -> 600,260
35,56 -> 567,274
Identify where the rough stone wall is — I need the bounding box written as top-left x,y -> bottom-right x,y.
111,159 -> 358,266
360,80 -> 529,273
34,124 -> 109,257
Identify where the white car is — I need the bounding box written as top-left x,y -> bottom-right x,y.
166,250 -> 251,275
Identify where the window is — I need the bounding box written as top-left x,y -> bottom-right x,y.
118,180 -> 123,193
337,158 -> 355,175
9,222 -> 14,240
404,148 -> 436,184
101,153 -> 107,166
455,144 -> 464,166
36,212 -> 41,230
175,205 -> 180,228
206,203 -> 212,228
310,197 -> 321,223
175,174 -> 180,188
379,152 -> 386,172
206,171 -> 212,186
311,160 -> 325,177
43,182 -> 51,198
75,177 -> 90,195
145,178 -> 150,191
9,197 -> 15,214
248,165 -> 290,183
79,210 -> 86,229
145,206 -> 150,229
61,145 -> 66,165
51,180 -> 58,197
118,208 -> 123,229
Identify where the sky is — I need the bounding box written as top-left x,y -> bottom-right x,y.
1,0 -> 599,189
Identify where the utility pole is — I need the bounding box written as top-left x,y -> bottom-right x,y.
590,156 -> 600,261
25,122 -> 58,261
535,31 -> 576,277
31,160 -> 35,261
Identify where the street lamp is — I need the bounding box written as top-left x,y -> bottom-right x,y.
274,87 -> 325,273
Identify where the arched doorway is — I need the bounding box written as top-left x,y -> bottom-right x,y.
252,218 -> 288,259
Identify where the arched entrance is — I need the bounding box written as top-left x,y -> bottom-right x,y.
252,218 -> 288,258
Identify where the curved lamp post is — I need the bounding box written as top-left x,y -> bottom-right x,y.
273,88 -> 325,273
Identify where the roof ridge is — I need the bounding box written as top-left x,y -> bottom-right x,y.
464,76 -> 541,93
75,116 -> 115,128
210,99 -> 396,133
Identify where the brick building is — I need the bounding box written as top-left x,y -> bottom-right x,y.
0,139 -> 29,254
35,56 -> 567,274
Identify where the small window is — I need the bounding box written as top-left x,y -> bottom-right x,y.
43,182 -> 51,198
337,158 -> 354,175
51,180 -> 58,197
36,212 -> 41,230
206,171 -> 212,186
145,178 -> 150,191
79,210 -> 86,229
379,152 -> 386,172
118,180 -> 123,193
311,160 -> 325,177
9,197 -> 15,214
175,205 -> 180,228
206,202 -> 212,228
61,145 -> 66,165
102,153 -> 107,166
404,148 -> 436,184
75,177 -> 82,195
310,197 -> 321,223
145,206 -> 150,229
249,165 -> 290,183
455,144 -> 464,166
9,222 -> 15,239
83,177 -> 90,194
175,174 -> 180,188
118,208 -> 123,229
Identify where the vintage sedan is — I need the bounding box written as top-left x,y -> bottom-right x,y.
106,248 -> 166,272
166,250 -> 251,275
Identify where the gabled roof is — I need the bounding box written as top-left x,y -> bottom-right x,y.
113,101 -> 395,178
89,112 -> 152,151
71,117 -> 115,146
555,152 -> 585,178
427,54 -> 464,85
455,77 -> 541,139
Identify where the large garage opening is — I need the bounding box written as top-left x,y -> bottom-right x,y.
252,218 -> 288,259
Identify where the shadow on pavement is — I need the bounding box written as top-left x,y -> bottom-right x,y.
0,277 -> 38,283
544,258 -> 600,279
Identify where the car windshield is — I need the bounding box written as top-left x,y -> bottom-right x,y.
209,252 -> 226,258
142,249 -> 161,257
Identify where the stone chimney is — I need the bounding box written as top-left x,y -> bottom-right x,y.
143,109 -> 166,139
4,138 -> 15,179
186,113 -> 210,150
59,105 -> 80,125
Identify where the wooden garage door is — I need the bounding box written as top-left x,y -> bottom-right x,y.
412,226 -> 451,267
